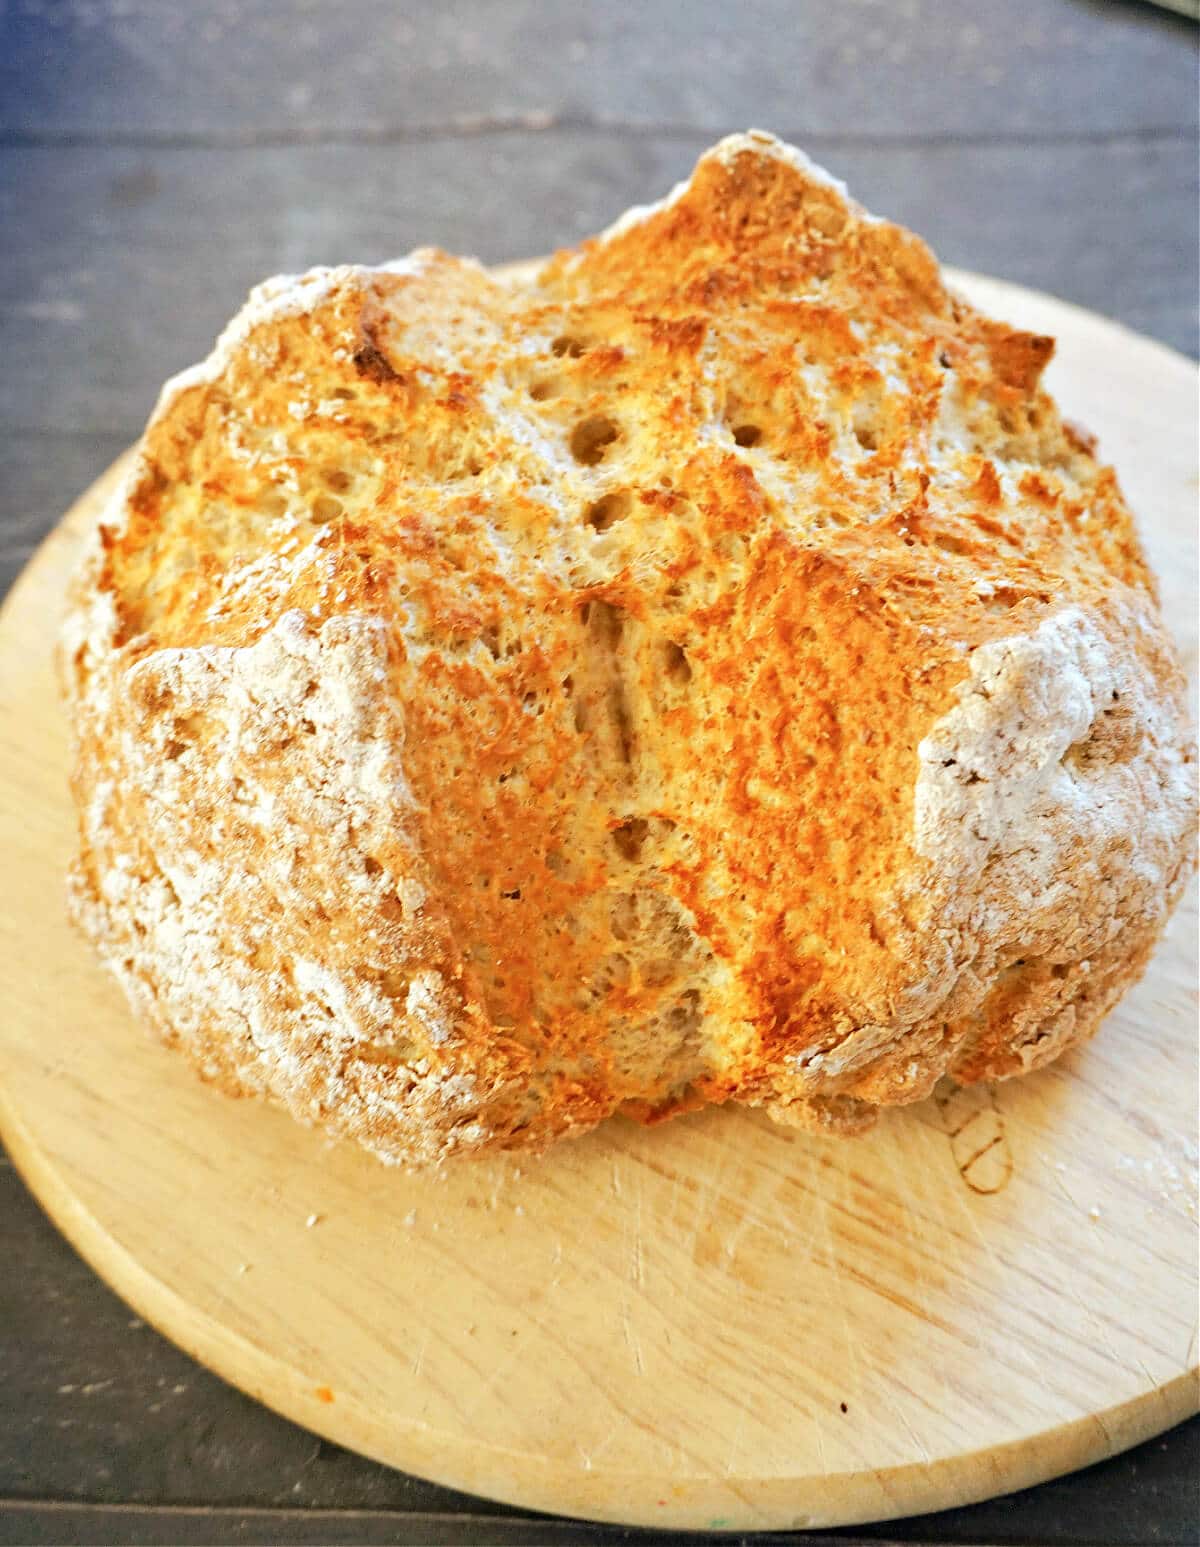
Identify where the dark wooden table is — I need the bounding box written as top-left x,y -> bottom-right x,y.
1,3 -> 1197,1542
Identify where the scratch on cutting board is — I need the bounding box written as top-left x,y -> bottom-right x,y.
940,1179 -> 1059,1409
723,1396 -> 762,1478
1134,1357 -> 1159,1394
884,1388 -> 932,1466
628,1233 -> 644,1288
629,1173 -> 646,1288
1062,1264 -> 1126,1374
579,1428 -> 617,1472
813,1188 -> 864,1392
621,1300 -> 645,1376
811,1409 -> 828,1477
946,1166 -> 1000,1263
1047,1157 -> 1082,1211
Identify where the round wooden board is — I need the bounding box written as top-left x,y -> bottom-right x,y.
0,271 -> 1196,1532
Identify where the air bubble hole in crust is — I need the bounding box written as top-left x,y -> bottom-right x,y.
851,393 -> 883,453
664,642 -> 692,682
586,598 -> 624,649
669,989 -> 702,1035
322,467 -> 353,493
611,893 -> 637,941
570,415 -> 619,466
312,494 -> 343,524
612,818 -> 649,862
552,335 -> 588,358
732,423 -> 762,448
585,491 -> 632,532
641,959 -> 677,989
165,713 -> 206,756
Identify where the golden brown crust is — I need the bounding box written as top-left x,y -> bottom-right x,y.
62,132 -> 1197,1162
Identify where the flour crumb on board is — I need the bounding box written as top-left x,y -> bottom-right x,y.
402,1208 -> 417,1226
305,1212 -> 322,1228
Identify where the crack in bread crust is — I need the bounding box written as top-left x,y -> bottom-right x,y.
63,131 -> 1197,1163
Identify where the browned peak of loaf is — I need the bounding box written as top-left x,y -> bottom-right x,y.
63,131 -> 1196,1164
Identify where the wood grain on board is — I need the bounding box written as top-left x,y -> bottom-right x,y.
0,272 -> 1195,1532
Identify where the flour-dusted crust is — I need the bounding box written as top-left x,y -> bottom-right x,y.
63,132 -> 1196,1163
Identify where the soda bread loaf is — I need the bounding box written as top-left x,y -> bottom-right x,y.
62,132 -> 1196,1164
